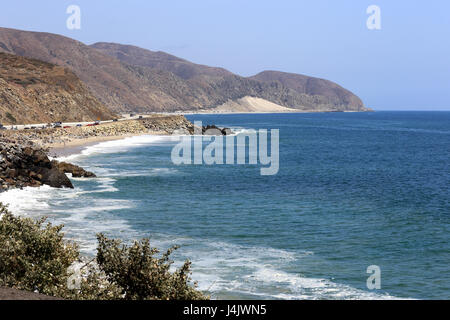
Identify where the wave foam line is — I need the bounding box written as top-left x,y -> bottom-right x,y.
58,134 -> 174,162
143,235 -> 409,300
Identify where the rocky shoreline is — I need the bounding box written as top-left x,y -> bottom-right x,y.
0,115 -> 232,192
0,143 -> 97,191
4,115 -> 195,151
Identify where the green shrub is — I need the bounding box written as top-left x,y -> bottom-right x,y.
96,234 -> 206,300
0,203 -> 207,300
0,204 -> 78,296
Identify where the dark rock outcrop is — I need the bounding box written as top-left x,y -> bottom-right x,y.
202,125 -> 234,136
51,160 -> 96,178
221,128 -> 233,135
39,166 -> 73,189
0,144 -> 73,190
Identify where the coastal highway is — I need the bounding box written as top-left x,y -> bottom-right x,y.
2,114 -> 152,131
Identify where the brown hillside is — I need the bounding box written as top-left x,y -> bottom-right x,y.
0,27 -> 189,113
91,42 -> 232,80
0,27 -> 367,113
0,52 -> 116,125
92,42 -> 368,112
250,71 -> 365,111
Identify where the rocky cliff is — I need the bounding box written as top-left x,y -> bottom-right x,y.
0,52 -> 116,125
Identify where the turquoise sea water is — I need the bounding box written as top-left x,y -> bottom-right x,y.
2,111 -> 449,299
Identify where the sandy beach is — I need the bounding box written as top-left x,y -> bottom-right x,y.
0,115 -> 195,191
48,132 -> 162,158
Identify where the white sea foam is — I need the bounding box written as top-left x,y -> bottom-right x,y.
228,127 -> 255,136
198,252 -> 406,299
0,185 -> 61,216
91,167 -> 179,178
59,135 -> 173,162
74,177 -> 119,194
141,234 -> 408,300
54,198 -> 136,253
0,179 -> 135,254
248,267 -> 403,300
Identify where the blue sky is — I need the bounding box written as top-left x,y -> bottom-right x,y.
1,0 -> 449,110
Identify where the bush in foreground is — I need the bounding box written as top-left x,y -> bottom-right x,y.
0,203 -> 78,296
0,203 -> 207,300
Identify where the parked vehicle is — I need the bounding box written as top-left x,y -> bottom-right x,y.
76,124 -> 82,127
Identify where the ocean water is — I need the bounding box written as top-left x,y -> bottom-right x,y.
1,111 -> 449,299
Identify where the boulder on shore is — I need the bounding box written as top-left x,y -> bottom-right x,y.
51,160 -> 96,178
202,125 -> 234,136
38,166 -> 73,189
0,144 -> 74,190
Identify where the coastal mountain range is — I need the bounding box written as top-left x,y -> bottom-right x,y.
0,52 -> 115,125
92,42 -> 367,112
0,27 -> 369,124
